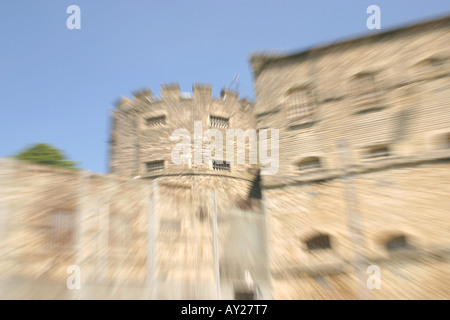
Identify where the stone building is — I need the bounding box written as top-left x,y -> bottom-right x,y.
0,16 -> 449,300
250,16 -> 450,299
0,85 -> 270,300
108,83 -> 269,299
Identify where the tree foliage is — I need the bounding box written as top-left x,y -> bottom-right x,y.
14,143 -> 78,169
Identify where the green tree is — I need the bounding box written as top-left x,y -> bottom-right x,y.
14,143 -> 78,169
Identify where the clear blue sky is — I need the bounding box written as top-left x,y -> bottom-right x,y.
1,0 -> 449,173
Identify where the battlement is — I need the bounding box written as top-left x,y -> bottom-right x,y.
193,84 -> 212,101
119,83 -> 251,107
161,84 -> 181,100
114,96 -> 135,111
133,88 -> 153,101
220,88 -> 239,104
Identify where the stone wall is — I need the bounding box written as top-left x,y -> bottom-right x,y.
264,163 -> 450,299
251,17 -> 450,299
0,159 -> 270,299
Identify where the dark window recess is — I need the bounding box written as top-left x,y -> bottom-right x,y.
299,157 -> 321,172
146,115 -> 166,127
146,161 -> 164,172
196,205 -> 208,222
368,146 -> 390,159
386,235 -> 408,251
210,115 -> 229,128
306,234 -> 331,251
212,160 -> 230,171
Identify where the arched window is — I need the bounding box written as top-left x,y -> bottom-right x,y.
298,157 -> 322,173
306,234 -> 331,251
385,234 -> 408,251
413,56 -> 448,80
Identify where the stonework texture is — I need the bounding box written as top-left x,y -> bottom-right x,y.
251,16 -> 450,299
0,159 -> 269,299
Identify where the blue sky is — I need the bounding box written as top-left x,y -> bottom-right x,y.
1,0 -> 449,173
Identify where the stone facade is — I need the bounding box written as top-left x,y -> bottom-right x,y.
250,16 -> 450,299
0,158 -> 270,299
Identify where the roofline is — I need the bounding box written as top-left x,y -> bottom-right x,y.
250,15 -> 450,78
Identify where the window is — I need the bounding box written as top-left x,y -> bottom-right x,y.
210,115 -> 229,128
286,89 -> 315,119
48,210 -> 76,251
212,160 -> 230,171
306,234 -> 331,251
414,56 -> 448,80
367,145 -> 390,159
256,110 -> 279,121
298,157 -> 322,173
146,160 -> 164,172
146,115 -> 166,128
196,204 -> 208,222
385,235 -> 408,251
351,73 -> 382,108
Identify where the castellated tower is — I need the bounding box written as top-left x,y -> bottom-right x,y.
110,83 -> 257,181
109,83 -> 260,210
108,84 -> 270,299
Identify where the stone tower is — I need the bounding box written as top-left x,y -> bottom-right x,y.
109,84 -> 270,299
110,83 -> 257,179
